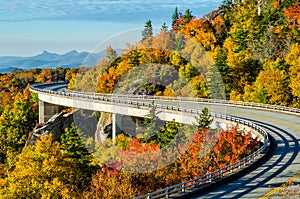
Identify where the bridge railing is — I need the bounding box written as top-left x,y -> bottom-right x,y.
30,82 -> 300,116
30,82 -> 272,199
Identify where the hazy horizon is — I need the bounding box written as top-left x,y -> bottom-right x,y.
0,0 -> 222,57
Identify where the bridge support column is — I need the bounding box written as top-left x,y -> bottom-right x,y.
112,114 -> 138,142
39,100 -> 59,124
112,113 -> 119,142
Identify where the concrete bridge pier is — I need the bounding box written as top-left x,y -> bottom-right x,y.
112,114 -> 139,141
112,113 -> 117,141
39,100 -> 59,123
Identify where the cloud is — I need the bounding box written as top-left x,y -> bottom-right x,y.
0,0 -> 222,22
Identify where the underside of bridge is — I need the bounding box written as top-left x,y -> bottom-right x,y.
38,100 -> 140,141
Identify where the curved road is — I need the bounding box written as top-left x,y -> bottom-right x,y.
31,83 -> 300,198
192,107 -> 300,198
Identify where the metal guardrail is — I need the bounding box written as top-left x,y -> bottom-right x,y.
29,82 -> 293,198
30,82 -> 300,115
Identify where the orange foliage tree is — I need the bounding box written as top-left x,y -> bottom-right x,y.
178,126 -> 261,180
284,2 -> 300,29
179,18 -> 217,50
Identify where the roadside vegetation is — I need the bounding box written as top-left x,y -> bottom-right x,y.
0,0 -> 299,198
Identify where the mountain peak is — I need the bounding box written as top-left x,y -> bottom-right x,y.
41,50 -> 57,55
42,50 -> 50,54
32,50 -> 60,61
63,50 -> 80,56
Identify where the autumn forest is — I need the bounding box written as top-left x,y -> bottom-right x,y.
0,0 -> 300,198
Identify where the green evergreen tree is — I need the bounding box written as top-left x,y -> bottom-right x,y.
105,46 -> 118,64
172,7 -> 179,27
206,63 -> 227,100
183,9 -> 194,23
61,123 -> 98,188
174,34 -> 186,51
61,123 -> 90,161
154,121 -> 181,148
196,108 -> 212,131
142,20 -> 153,41
214,49 -> 233,97
161,22 -> 168,32
143,101 -> 161,140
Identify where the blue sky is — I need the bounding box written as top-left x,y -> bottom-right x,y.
0,0 -> 222,56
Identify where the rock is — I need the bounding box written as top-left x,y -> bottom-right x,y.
95,112 -> 113,142
26,111 -> 74,146
27,109 -> 115,145
27,109 -> 147,146
202,7 -> 225,23
94,113 -> 143,141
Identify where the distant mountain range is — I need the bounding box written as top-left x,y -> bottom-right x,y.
0,50 -> 106,73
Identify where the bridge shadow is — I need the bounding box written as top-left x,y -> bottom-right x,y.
190,118 -> 299,199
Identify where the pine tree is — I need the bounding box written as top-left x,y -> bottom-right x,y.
183,9 -> 194,23
161,22 -> 168,32
61,123 -> 90,161
196,108 -> 212,131
105,46 -> 118,64
143,101 -> 161,140
142,20 -> 153,41
172,7 -> 179,27
61,123 -> 98,188
154,121 -> 181,148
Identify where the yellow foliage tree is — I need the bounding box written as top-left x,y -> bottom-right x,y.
189,75 -> 210,98
0,134 -> 80,198
255,70 -> 290,105
286,43 -> 300,101
83,169 -> 137,199
228,2 -> 258,50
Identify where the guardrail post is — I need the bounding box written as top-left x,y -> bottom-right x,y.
181,183 -> 185,192
166,189 -> 169,198
195,178 -> 199,187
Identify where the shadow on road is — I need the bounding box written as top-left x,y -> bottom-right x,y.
190,118 -> 299,199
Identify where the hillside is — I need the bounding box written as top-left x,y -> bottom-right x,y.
70,0 -> 300,108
